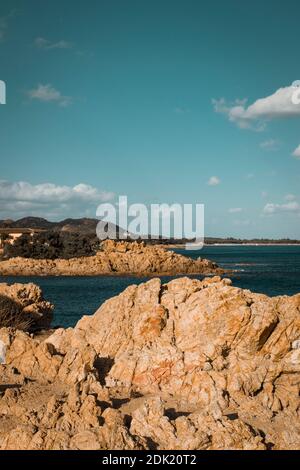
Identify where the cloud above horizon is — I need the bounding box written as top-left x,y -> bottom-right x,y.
0,180 -> 115,220
34,37 -> 73,50
208,176 -> 220,186
213,84 -> 300,130
263,200 -> 300,215
285,194 -> 296,201
292,144 -> 300,158
27,84 -> 72,107
260,139 -> 280,151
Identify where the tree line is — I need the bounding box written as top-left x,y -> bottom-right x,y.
3,231 -> 101,260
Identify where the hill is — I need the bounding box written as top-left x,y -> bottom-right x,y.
0,217 -> 119,236
0,217 -> 299,244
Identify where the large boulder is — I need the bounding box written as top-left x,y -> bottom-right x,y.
1,276 -> 300,449
52,277 -> 300,401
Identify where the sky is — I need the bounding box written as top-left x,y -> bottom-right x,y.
0,0 -> 300,238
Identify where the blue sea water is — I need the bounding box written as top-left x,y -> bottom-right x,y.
1,245 -> 300,328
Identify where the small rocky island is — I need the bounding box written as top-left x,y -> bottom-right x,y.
0,240 -> 223,277
0,276 -> 300,450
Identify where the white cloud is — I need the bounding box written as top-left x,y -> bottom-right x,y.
0,180 -> 115,219
285,194 -> 296,201
292,144 -> 300,159
260,139 -> 280,151
228,207 -> 242,213
28,84 -> 72,107
213,84 -> 300,130
208,176 -> 220,186
261,191 -> 268,198
263,201 -> 300,215
35,37 -> 73,50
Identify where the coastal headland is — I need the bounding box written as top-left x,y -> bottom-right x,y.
0,240 -> 224,277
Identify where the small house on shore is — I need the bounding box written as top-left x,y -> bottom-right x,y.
0,228 -> 46,249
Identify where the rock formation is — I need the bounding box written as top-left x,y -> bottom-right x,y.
0,276 -> 300,450
0,283 -> 53,331
0,240 -> 222,276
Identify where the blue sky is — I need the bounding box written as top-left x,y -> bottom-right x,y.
0,0 -> 300,238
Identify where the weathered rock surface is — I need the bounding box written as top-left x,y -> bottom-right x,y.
0,240 -> 222,277
0,276 -> 300,450
0,283 -> 53,330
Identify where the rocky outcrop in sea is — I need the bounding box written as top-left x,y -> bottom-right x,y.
0,240 -> 223,277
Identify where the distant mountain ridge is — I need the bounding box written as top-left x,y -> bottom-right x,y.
0,217 -> 106,235
0,217 -> 135,240
0,217 -> 299,243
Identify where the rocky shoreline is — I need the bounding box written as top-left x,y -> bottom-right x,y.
0,240 -> 224,277
0,276 -> 300,450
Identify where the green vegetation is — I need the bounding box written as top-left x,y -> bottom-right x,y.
3,231 -> 100,260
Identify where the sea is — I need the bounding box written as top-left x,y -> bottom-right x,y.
1,245 -> 300,328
